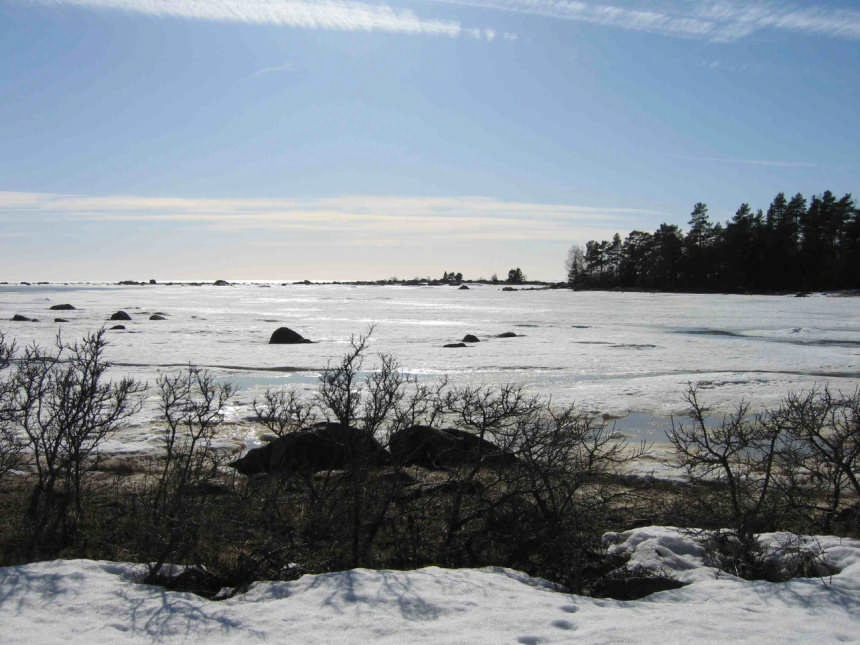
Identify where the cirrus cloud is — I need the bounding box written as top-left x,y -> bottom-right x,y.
424,0 -> 860,42
24,0 -> 500,39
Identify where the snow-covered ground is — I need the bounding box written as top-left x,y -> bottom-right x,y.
2,527 -> 858,644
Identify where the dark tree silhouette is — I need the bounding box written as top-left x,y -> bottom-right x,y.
507,267 -> 525,284
568,190 -> 857,292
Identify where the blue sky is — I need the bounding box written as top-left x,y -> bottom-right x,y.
1,0 -> 858,281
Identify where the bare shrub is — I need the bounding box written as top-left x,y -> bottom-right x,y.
1,327 -> 655,592
6,330 -> 143,554
144,366 -> 234,579
0,332 -> 12,368
313,332 -> 411,567
699,530 -> 837,582
235,334 -> 649,588
667,385 -> 783,548
316,332 -> 369,430
501,402 -> 647,591
0,333 -> 24,480
775,387 -> 860,531
253,388 -> 317,437
761,534 -> 839,581
432,384 -> 541,563
0,424 -> 23,481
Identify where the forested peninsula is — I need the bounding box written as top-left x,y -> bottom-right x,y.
567,191 -> 859,293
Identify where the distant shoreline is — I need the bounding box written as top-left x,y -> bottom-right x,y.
3,279 -> 858,297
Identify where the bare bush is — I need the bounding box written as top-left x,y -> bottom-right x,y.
145,366 -> 234,578
253,388 -> 317,437
699,530 -> 837,582
503,402 -> 646,591
6,330 -> 143,554
314,332 -> 408,567
316,332 -> 369,430
667,385 -> 783,555
234,334 -> 649,587
0,333 -> 24,480
243,332 -> 447,570
432,384 -> 541,561
776,388 -> 860,530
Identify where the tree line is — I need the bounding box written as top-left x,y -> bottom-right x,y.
567,191 -> 860,292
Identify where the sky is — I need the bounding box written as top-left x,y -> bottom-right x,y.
1,0 -> 858,282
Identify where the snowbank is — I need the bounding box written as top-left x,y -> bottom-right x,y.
1,527 -> 858,644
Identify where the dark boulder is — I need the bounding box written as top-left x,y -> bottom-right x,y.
458,285 -> 470,290
443,342 -> 467,348
496,331 -> 519,338
50,304 -> 76,311
144,565 -> 232,600
269,327 -> 312,344
149,314 -> 167,321
55,318 -> 69,323
11,314 -> 37,322
462,334 -> 480,343
213,279 -> 230,286
590,572 -> 687,600
110,311 -> 132,321
390,425 -> 518,470
110,325 -> 126,330
230,422 -> 390,476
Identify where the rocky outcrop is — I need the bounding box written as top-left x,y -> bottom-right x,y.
269,327 -> 312,344
11,314 -> 37,322
496,332 -> 519,338
230,422 -> 390,475
149,314 -> 167,321
110,311 -> 132,321
49,304 -> 76,310
443,342 -> 467,348
109,325 -> 126,330
462,334 -> 480,343
389,425 -> 518,470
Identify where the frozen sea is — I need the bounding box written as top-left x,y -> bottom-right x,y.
2,282 -> 858,456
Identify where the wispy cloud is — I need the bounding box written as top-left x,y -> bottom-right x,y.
27,0 -> 502,39
29,0 -> 855,42
424,0 -> 860,42
248,61 -> 297,79
0,191 -> 660,242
